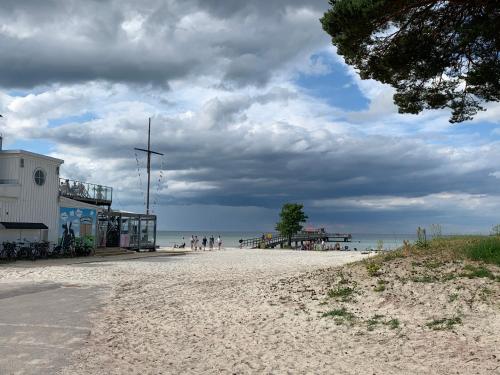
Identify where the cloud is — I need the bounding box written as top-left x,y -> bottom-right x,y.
0,0 -> 328,88
1,0 -> 500,233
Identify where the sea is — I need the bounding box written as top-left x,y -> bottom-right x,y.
157,231 -> 417,251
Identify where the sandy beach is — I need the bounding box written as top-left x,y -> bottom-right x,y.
1,248 -> 498,374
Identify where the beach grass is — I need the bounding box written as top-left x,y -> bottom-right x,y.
426,316 -> 462,331
465,237 -> 500,266
327,286 -> 356,301
322,307 -> 355,322
372,235 -> 500,267
373,279 -> 386,292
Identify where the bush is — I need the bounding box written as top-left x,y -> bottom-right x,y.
430,224 -> 442,239
460,264 -> 495,279
327,286 -> 355,301
465,237 -> 500,266
426,316 -> 462,330
416,227 -> 428,248
366,262 -> 381,277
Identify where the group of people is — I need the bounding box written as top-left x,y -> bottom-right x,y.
174,235 -> 222,251
299,240 -> 355,251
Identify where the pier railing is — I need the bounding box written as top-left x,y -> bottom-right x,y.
59,178 -> 113,206
240,232 -> 352,249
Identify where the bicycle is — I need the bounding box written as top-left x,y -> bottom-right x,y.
62,239 -> 76,257
35,241 -> 49,259
1,241 -> 17,261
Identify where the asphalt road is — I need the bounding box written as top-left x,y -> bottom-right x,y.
0,281 -> 105,375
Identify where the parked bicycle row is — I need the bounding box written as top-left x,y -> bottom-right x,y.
0,239 -> 94,261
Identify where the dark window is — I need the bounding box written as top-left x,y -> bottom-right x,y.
34,169 -> 46,186
20,158 -> 24,168
56,166 -> 59,175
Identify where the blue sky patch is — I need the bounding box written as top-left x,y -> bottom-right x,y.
6,138 -> 56,154
295,53 -> 370,112
48,112 -> 97,128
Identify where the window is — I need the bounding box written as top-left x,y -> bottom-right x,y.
56,166 -> 59,175
34,169 -> 46,186
20,158 -> 24,168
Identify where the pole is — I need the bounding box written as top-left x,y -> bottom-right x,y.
134,118 -> 164,249
146,117 -> 151,215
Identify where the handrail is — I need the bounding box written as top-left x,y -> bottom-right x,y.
240,232 -> 352,249
59,177 -> 113,204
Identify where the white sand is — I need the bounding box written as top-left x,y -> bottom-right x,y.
0,249 -> 367,374
1,249 -> 497,374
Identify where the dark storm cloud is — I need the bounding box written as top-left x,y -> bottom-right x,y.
0,0 -> 328,88
46,98 -> 500,211
193,0 -> 327,18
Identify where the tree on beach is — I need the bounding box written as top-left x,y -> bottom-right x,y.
276,203 -> 308,247
320,0 -> 500,123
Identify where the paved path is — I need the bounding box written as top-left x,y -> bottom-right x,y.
0,281 -> 104,375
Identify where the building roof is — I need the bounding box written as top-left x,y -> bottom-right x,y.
0,149 -> 64,164
0,222 -> 48,230
105,209 -> 156,219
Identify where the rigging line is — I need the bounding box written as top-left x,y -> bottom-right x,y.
135,152 -> 146,208
152,156 -> 166,210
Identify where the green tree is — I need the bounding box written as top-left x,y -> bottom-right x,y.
320,1 -> 499,123
276,203 -> 308,246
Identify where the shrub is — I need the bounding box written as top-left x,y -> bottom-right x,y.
387,318 -> 400,329
322,307 -> 355,321
416,227 -> 428,248
366,262 -> 381,277
426,316 -> 462,330
376,240 -> 384,251
464,237 -> 500,266
374,279 -> 386,292
430,224 -> 443,239
328,287 -> 355,301
410,275 -> 438,283
460,264 -> 495,279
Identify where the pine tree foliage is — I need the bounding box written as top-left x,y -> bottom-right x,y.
321,0 -> 499,123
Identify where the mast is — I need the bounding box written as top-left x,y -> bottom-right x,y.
146,118 -> 151,214
134,117 -> 164,215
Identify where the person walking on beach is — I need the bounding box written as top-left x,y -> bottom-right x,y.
202,236 -> 207,251
209,235 -> 214,250
194,235 -> 199,251
217,235 -> 222,250
190,235 -> 194,250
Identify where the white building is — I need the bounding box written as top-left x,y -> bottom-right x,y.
0,142 -> 157,250
0,149 -> 63,242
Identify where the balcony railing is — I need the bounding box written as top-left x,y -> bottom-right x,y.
59,178 -> 113,206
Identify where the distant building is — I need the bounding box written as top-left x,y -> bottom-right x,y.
0,143 -> 157,250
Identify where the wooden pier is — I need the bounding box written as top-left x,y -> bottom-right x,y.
240,232 -> 352,249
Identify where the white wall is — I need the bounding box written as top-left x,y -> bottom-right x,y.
0,152 -> 62,242
0,229 -> 43,242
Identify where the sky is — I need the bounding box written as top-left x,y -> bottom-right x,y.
1,0 -> 500,233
